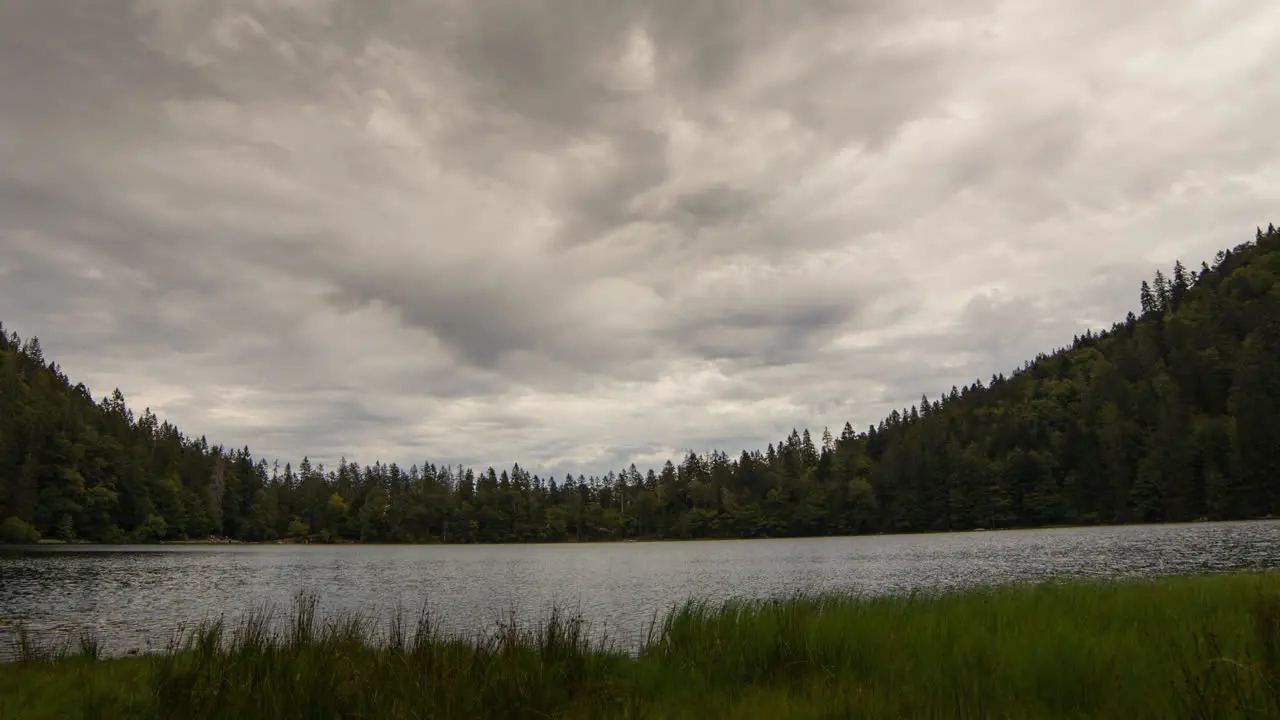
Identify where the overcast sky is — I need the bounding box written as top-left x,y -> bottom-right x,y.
2,0 -> 1278,478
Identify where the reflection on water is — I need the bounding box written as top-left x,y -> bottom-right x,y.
2,520 -> 1278,657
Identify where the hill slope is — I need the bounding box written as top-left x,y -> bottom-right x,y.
3,225 -> 1279,543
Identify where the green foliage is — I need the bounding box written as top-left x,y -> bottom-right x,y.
132,514 -> 168,543
285,516 -> 309,538
0,516 -> 40,544
1,224 -> 1280,544
5,573 -> 1280,718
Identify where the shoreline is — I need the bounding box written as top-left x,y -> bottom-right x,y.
4,572 -> 1280,718
4,516 -> 1275,550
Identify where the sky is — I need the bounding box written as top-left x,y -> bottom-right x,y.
2,0 -> 1279,479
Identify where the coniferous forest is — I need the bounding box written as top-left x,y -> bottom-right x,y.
2,226 -> 1279,545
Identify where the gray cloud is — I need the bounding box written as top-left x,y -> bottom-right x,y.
2,0 -> 1279,478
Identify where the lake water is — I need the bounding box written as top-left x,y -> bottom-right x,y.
3,520 -> 1279,658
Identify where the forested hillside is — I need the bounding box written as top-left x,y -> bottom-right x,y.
3,225 -> 1280,544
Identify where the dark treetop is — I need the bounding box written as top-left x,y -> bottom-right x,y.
2,225 -> 1279,544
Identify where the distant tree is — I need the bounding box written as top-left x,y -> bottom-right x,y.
133,514 -> 168,542
1171,260 -> 1189,306
1140,281 -> 1156,315
0,517 -> 40,544
1153,270 -> 1170,312
287,516 -> 310,538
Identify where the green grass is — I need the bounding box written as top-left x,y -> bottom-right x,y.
4,572 -> 1280,719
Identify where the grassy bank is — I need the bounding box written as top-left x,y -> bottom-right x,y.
4,572 -> 1280,719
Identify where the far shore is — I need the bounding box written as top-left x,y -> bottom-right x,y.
4,516 -> 1275,550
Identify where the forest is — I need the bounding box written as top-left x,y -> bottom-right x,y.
2,225 -> 1279,544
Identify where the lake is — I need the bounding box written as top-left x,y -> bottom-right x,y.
3,520 -> 1279,659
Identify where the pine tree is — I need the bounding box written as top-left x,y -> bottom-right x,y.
1140,281 -> 1156,315
1171,260 -> 1189,307
1153,270 -> 1170,312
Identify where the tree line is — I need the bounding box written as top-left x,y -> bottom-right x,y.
3,224 -> 1280,544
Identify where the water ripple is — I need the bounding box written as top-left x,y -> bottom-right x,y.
2,520 -> 1278,657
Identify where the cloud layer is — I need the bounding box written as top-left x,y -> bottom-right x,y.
3,0 -> 1279,476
